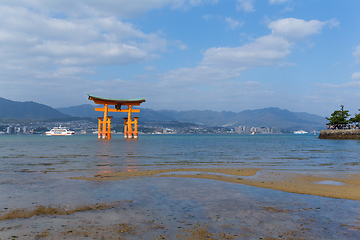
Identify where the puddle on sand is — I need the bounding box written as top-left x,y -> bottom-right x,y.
315,180 -> 345,185
0,177 -> 359,239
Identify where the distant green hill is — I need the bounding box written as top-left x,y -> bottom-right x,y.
156,108 -> 326,131
56,104 -> 100,118
57,105 -> 327,131
0,97 -> 70,120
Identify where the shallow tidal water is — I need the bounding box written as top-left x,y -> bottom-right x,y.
0,134 -> 360,239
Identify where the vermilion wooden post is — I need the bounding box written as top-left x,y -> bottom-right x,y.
102,104 -> 108,139
123,118 -> 128,139
107,116 -> 112,139
127,105 -> 133,138
134,117 -> 139,139
97,117 -> 102,139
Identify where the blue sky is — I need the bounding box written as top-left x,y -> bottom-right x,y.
1,0 -> 359,117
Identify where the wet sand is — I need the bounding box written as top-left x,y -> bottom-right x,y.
1,176 -> 360,239
71,168 -> 360,201
1,168 -> 360,239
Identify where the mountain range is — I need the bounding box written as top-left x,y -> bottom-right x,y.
57,104 -> 327,131
0,97 -> 69,120
0,97 -> 327,130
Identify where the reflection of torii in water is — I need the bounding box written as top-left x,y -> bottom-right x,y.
88,94 -> 146,139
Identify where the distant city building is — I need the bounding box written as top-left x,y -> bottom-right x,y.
234,126 -> 242,133
235,126 -> 276,134
6,126 -> 15,134
260,126 -> 270,133
251,127 -> 261,133
243,126 -> 251,133
271,127 -> 281,133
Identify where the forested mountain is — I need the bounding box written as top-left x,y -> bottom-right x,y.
57,104 -> 326,131
0,97 -> 69,120
0,96 -> 326,130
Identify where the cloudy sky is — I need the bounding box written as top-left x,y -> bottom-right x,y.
1,0 -> 359,116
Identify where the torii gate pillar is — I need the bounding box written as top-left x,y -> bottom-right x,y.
88,94 -> 145,139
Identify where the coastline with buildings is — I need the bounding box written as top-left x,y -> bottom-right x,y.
0,119 -> 298,136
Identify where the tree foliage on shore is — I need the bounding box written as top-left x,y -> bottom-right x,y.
326,105 -> 360,126
350,109 -> 360,124
326,105 -> 350,125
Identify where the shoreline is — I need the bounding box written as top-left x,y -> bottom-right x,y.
70,168 -> 360,201
319,129 -> 360,139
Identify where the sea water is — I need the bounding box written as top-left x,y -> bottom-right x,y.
1,134 -> 360,200
1,134 -> 360,238
1,134 -> 360,175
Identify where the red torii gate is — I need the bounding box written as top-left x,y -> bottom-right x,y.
88,94 -> 146,139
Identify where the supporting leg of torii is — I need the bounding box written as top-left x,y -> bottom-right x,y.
133,117 -> 139,139
127,105 -> 133,138
97,104 -> 113,139
123,118 -> 128,139
123,116 -> 139,138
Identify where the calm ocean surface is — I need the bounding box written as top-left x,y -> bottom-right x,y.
1,134 -> 360,177
1,133 -> 360,188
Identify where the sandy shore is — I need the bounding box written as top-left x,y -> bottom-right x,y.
71,168 -> 360,201
1,171 -> 360,239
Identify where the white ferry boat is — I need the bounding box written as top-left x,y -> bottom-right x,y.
46,126 -> 75,136
294,130 -> 308,134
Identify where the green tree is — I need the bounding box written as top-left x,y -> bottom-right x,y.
326,105 -> 351,125
350,109 -> 360,124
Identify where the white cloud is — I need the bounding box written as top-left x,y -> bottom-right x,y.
145,66 -> 156,71
0,1 -> 203,108
160,66 -> 241,86
2,0 -> 213,18
225,17 -> 243,29
269,0 -> 291,4
315,81 -> 360,89
0,3 -> 193,90
351,72 -> 360,80
327,18 -> 340,28
201,35 -> 291,70
202,14 -> 213,20
32,42 -> 150,65
55,67 -> 96,76
268,18 -> 338,42
200,18 -> 334,70
305,84 -> 360,116
160,17 -> 335,91
173,40 -> 188,50
236,0 -> 255,12
354,45 -> 360,63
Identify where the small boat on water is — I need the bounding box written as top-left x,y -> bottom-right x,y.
46,126 -> 75,136
294,130 -> 308,134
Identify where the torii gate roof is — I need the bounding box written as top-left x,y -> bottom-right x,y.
88,94 -> 146,106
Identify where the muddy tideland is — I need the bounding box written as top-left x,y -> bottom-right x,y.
1,167 -> 360,239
